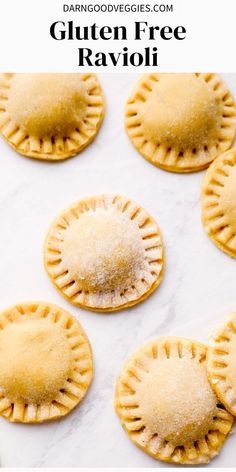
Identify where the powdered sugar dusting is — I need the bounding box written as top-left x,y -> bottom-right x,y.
62,207 -> 148,292
137,357 -> 217,445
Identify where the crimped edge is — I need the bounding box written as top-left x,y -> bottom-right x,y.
201,147 -> 236,258
125,73 -> 236,173
43,194 -> 164,313
114,336 -> 233,465
207,312 -> 236,416
0,301 -> 93,423
0,73 -> 105,161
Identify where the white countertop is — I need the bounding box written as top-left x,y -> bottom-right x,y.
0,73 -> 235,468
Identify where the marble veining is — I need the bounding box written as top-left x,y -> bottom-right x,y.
0,74 -> 235,467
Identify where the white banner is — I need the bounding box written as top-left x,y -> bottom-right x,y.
0,0 -> 235,72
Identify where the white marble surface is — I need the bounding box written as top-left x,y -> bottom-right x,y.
0,73 -> 235,468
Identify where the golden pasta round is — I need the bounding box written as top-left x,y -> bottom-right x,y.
115,337 -> 233,465
208,312 -> 236,416
202,147 -> 236,258
0,73 -> 104,161
126,73 -> 236,173
0,302 -> 93,423
44,194 -> 164,312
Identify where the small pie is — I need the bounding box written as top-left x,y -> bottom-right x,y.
208,312 -> 236,416
125,73 -> 236,173
44,194 -> 164,312
202,147 -> 236,258
0,301 -> 93,423
0,73 -> 104,161
114,337 -> 233,465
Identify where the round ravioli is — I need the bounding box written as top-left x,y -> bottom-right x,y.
0,302 -> 93,423
208,313 -> 236,416
125,73 -> 236,173
0,73 -> 104,161
44,194 -> 164,312
115,337 -> 233,465
202,147 -> 236,258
